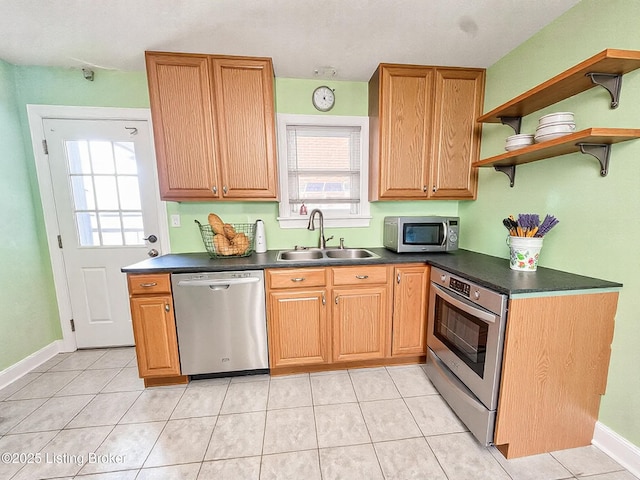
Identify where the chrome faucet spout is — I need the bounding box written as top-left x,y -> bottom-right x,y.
307,209 -> 329,249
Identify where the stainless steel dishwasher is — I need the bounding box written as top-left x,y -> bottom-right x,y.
171,270 -> 269,377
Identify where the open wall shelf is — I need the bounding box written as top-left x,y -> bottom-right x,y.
472,128 -> 640,187
478,49 -> 640,126
476,49 -> 640,186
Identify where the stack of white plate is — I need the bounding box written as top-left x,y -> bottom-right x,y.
534,112 -> 576,143
505,134 -> 534,151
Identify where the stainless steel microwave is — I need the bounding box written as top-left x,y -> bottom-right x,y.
383,216 -> 459,253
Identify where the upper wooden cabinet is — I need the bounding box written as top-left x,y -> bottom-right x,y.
369,64 -> 485,200
145,51 -> 278,201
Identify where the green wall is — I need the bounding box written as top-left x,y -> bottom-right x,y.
459,0 -> 640,446
0,61 -> 61,370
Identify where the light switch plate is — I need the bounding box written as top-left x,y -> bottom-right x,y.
170,214 -> 181,227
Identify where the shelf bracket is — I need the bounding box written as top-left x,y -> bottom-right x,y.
499,116 -> 522,134
586,72 -> 622,109
494,165 -> 516,187
577,143 -> 612,177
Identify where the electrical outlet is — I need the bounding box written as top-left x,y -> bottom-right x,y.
170,214 -> 181,227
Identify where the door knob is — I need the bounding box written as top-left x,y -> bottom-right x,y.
144,234 -> 158,243
148,249 -> 159,257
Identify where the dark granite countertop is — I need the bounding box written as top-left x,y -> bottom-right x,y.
122,248 -> 622,296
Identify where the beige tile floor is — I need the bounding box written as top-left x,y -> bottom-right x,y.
0,347 -> 637,480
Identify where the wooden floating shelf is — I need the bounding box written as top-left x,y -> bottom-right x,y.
478,49 -> 640,124
473,128 -> 640,168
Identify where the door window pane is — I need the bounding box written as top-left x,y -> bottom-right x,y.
117,177 -> 141,210
114,142 -> 137,174
66,139 -> 145,247
90,141 -> 115,174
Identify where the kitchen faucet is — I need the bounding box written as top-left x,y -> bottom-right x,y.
307,209 -> 333,249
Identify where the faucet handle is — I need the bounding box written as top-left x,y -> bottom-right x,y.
339,238 -> 345,249
325,235 -> 334,246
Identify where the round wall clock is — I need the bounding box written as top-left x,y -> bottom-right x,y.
312,86 -> 335,112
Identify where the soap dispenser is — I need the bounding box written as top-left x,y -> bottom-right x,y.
255,219 -> 267,253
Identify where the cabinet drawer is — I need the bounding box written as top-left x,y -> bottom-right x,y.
268,268 -> 326,289
331,266 -> 389,285
128,274 -> 172,295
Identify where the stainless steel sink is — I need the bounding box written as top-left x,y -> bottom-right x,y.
277,249 -> 324,261
325,249 -> 377,259
276,248 -> 379,262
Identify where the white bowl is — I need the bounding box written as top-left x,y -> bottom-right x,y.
535,122 -> 576,136
505,134 -> 534,150
538,112 -> 575,126
534,131 -> 572,143
505,144 -> 532,151
506,134 -> 534,142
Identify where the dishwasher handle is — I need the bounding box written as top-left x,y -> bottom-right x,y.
176,277 -> 260,289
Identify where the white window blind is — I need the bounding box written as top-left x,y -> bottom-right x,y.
286,125 -> 361,215
277,114 -> 370,228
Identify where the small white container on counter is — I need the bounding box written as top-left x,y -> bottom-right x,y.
255,219 -> 267,253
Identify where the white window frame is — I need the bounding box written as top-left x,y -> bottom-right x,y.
276,113 -> 371,229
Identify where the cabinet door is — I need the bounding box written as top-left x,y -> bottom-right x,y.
369,65 -> 434,199
267,289 -> 329,367
429,68 -> 485,199
392,265 -> 429,356
145,52 -> 219,201
130,294 -> 181,377
332,286 -> 390,362
211,57 -> 278,199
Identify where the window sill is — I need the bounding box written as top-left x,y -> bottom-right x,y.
277,216 -> 372,229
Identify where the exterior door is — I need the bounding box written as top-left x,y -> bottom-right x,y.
43,118 -> 162,348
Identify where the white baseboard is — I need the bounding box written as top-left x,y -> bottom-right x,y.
593,421 -> 640,478
0,340 -> 64,391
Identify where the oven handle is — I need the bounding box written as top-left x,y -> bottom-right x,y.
432,283 -> 497,324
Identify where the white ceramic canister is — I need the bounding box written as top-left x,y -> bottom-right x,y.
255,219 -> 267,253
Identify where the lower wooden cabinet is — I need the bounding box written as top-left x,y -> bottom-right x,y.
266,264 -> 426,373
332,285 -> 390,362
267,289 -> 329,367
391,265 -> 429,356
127,273 -> 187,386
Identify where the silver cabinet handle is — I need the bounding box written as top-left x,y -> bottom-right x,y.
139,282 -> 157,287
212,186 -> 218,194
223,186 -> 228,194
355,275 -> 369,280
397,273 -> 401,284
165,303 -> 170,312
291,277 -> 305,282
432,185 -> 437,193
335,295 -> 339,305
423,185 -> 427,192
322,293 -> 326,305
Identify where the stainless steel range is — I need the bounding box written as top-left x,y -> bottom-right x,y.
425,266 -> 508,445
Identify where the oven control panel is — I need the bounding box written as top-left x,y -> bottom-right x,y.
449,277 -> 470,297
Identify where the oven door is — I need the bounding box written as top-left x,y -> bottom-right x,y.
427,282 -> 506,410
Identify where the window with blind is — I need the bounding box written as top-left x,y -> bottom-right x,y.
276,114 -> 370,228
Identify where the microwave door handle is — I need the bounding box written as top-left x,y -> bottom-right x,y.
441,222 -> 448,246
433,285 -> 496,324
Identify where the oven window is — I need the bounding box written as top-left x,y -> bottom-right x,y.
403,223 -> 443,245
433,294 -> 488,378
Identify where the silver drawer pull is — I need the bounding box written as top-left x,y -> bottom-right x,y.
291,277 -> 305,282
165,303 -> 170,312
355,275 -> 369,280
140,282 -> 158,287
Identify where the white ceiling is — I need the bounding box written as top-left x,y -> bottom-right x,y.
0,0 -> 581,81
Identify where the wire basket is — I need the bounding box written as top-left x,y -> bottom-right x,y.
195,220 -> 255,258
